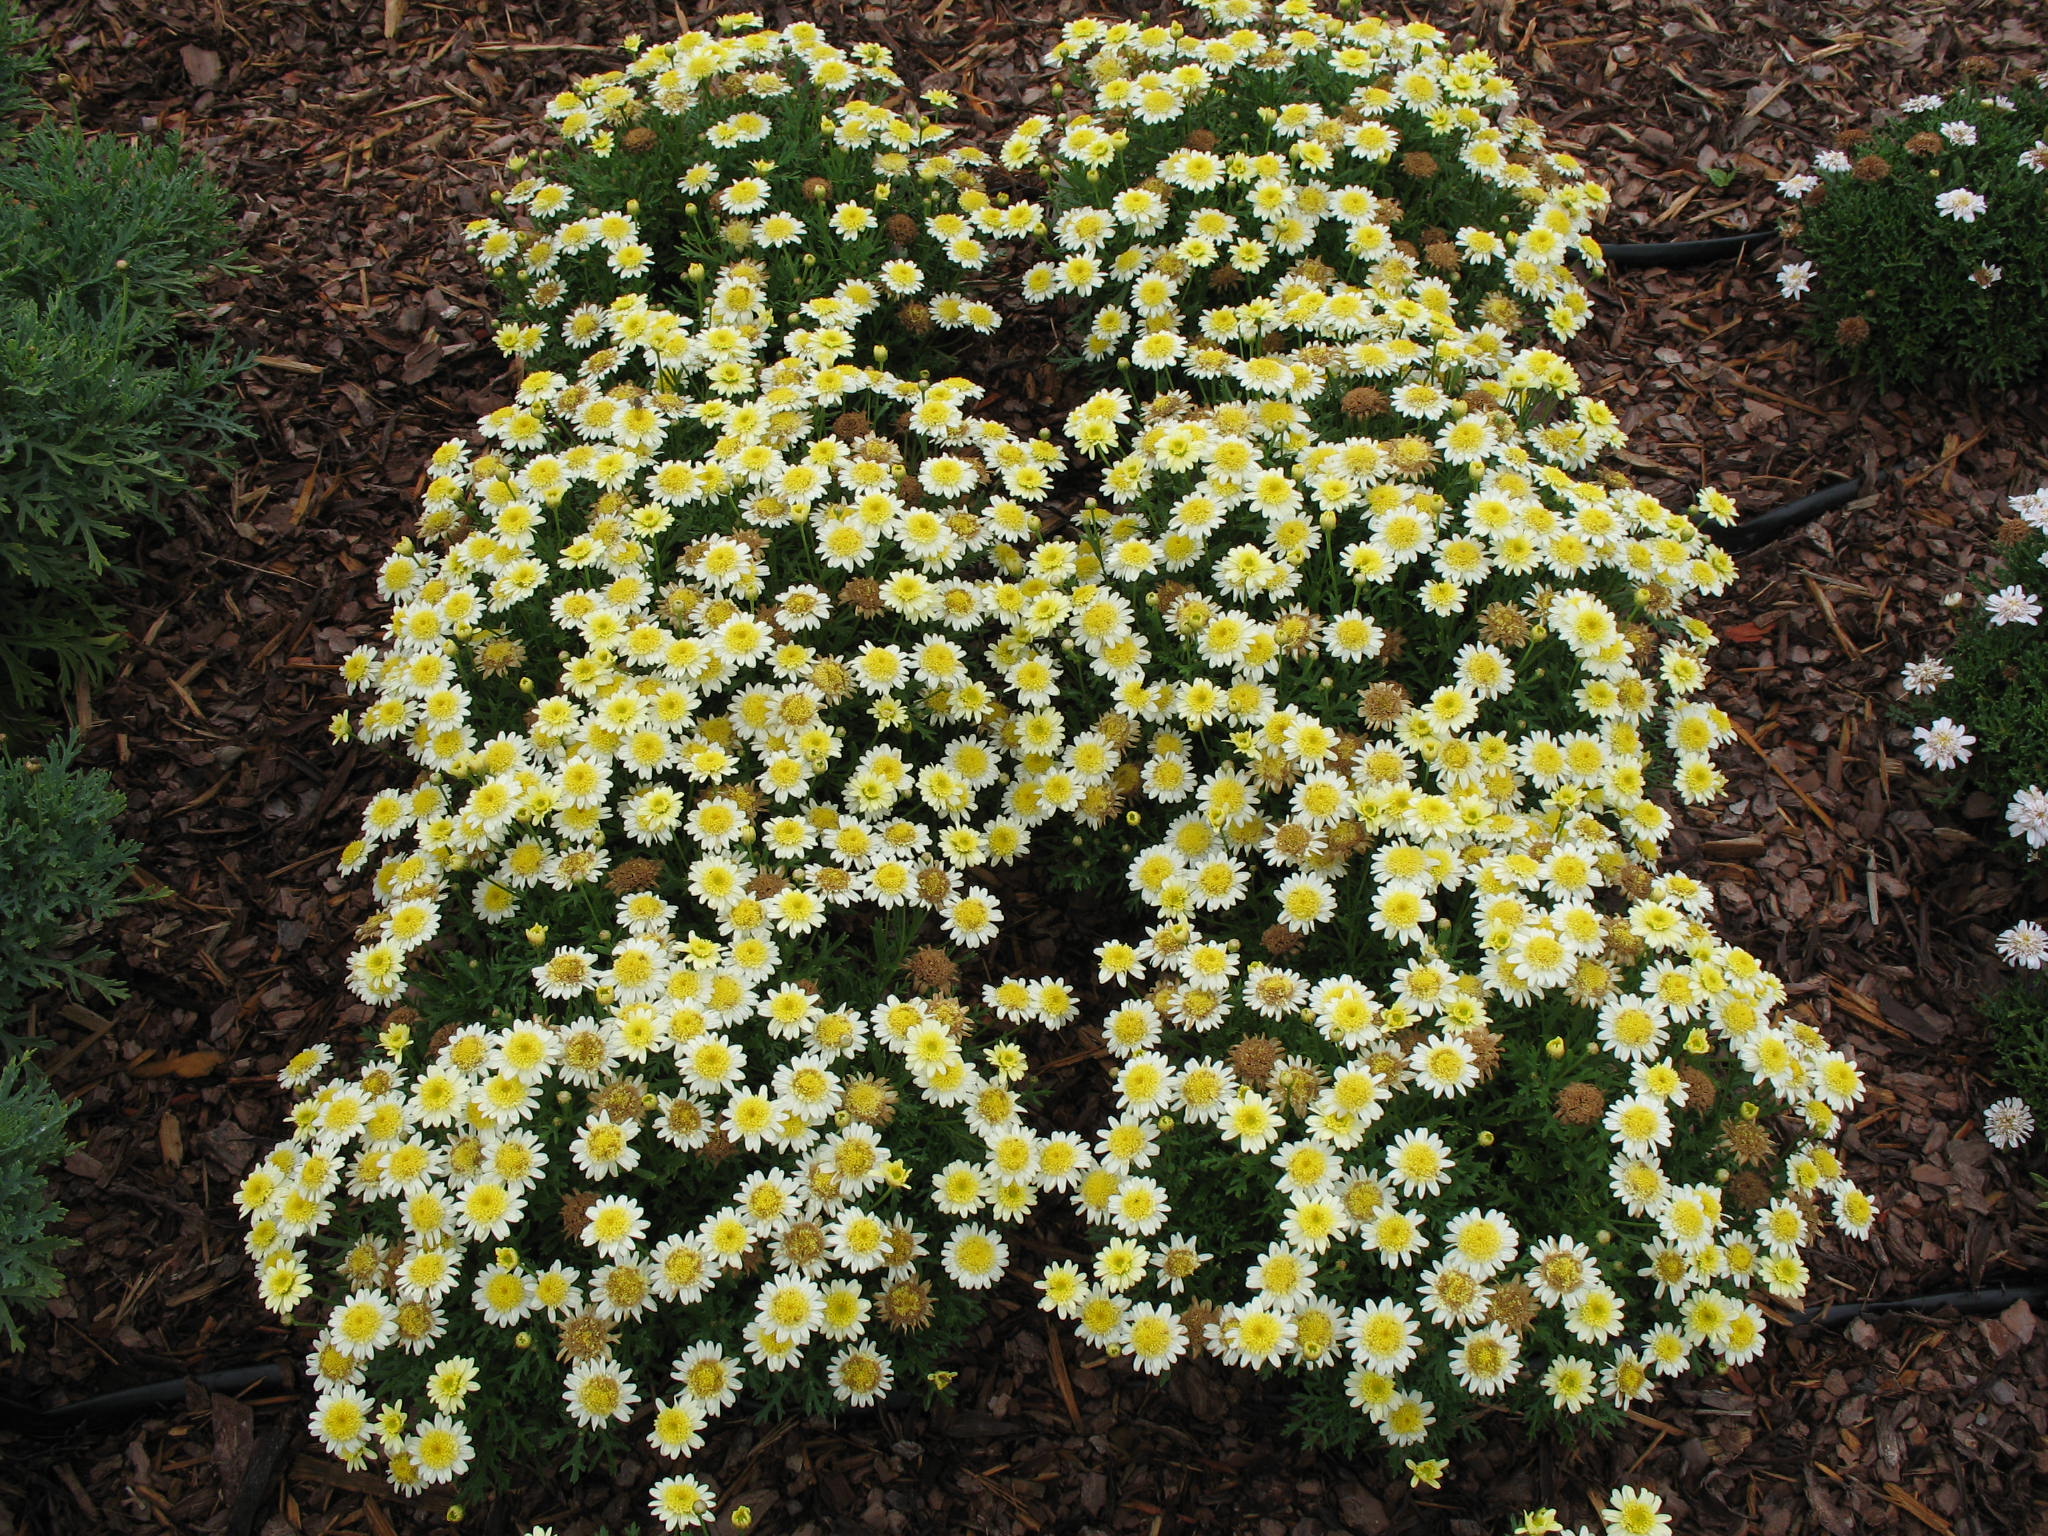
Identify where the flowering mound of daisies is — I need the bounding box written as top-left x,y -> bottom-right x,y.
982,4 -> 1871,1464
1773,75 -> 2048,389
239,3 -> 1874,1528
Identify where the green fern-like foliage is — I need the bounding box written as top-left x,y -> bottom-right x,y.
0,735 -> 141,1030
0,121 -> 252,720
1976,971 -> 2048,1120
0,0 -> 45,128
0,1052 -> 74,1349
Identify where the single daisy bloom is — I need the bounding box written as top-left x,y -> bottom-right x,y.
1985,1096 -> 2037,1150
1911,717 -> 1974,770
1934,187 -> 1987,222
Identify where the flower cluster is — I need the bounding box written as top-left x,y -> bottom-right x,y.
1513,1485 -> 1674,1536
1774,77 -> 2048,387
245,21 -> 1088,1525
962,0 -> 1869,1457
244,2 -> 1875,1524
1900,484 -> 2048,1147
1901,487 -> 2048,961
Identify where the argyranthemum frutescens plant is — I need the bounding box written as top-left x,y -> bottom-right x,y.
239,20 -> 1093,1530
1773,75 -> 2048,389
1900,484 -> 2048,1141
239,2 -> 1880,1524
964,0 -> 1875,1470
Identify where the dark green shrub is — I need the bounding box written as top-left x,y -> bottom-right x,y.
1779,83 -> 2048,389
0,0 -> 44,128
1901,490 -> 2048,814
1979,971 -> 2048,1119
0,734 -> 141,1030
0,1051 -> 73,1348
0,123 -> 251,718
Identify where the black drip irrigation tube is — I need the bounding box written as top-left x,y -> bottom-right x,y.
1795,1280 -> 2048,1329
1717,476 -> 1866,558
1580,225 -> 1860,558
0,1361 -> 288,1436
1603,228 -> 1778,269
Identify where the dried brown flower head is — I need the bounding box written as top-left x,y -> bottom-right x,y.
839,577 -> 885,617
1905,131 -> 1943,157
1835,315 -> 1872,348
898,301 -> 933,336
902,946 -> 960,995
1486,1279 -> 1540,1336
927,995 -> 972,1038
1727,1170 -> 1773,1210
1261,922 -> 1305,957
1720,1117 -> 1777,1168
1094,711 -> 1141,750
1834,126 -> 1872,152
1424,241 -> 1462,271
832,410 -> 872,441
1185,128 -> 1217,152
1270,1055 -> 1327,1115
607,857 -> 663,895
1464,1028 -> 1504,1083
883,1223 -> 921,1269
1851,153 -> 1891,183
560,1189 -> 600,1242
1229,1034 -> 1285,1088
1678,1066 -> 1717,1114
591,1079 -> 649,1124
1476,602 -> 1532,649
623,125 -> 657,154
878,1277 -> 936,1332
1555,1082 -> 1607,1125
1341,385 -> 1388,419
885,212 -> 919,246
1403,150 -> 1440,179
1357,680 -> 1413,728
556,1308 -> 618,1364
1180,1301 -> 1222,1356
779,1221 -> 829,1270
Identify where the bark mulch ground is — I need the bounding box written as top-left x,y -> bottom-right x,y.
3,0 -> 2047,1533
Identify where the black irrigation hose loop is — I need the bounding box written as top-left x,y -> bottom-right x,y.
0,1361 -> 288,1436
1602,229 -> 1779,269
1718,477 -> 1865,558
1795,1281 -> 2048,1329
